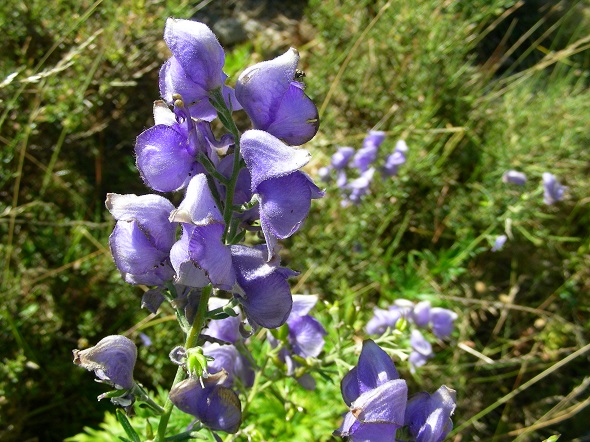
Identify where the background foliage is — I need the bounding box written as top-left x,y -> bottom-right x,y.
1,0 -> 589,440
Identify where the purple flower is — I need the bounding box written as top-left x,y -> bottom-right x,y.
168,174 -> 235,289
73,335 -> 137,391
491,234 -> 507,252
409,329 -> 433,373
236,48 -> 319,145
287,295 -> 327,359
542,172 -> 565,205
502,170 -> 527,186
318,166 -> 332,182
169,376 -> 242,433
345,167 -> 375,205
159,18 -> 238,121
135,101 -> 233,193
204,343 -> 255,388
404,386 -> 456,442
412,301 -> 431,328
230,244 -> 298,329
335,340 -> 408,441
365,306 -> 402,335
331,146 -> 355,170
241,130 -> 323,258
429,308 -> 458,339
352,131 -> 385,172
106,193 -> 176,285
382,140 -> 409,177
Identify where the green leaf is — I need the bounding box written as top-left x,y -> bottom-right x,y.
115,409 -> 141,442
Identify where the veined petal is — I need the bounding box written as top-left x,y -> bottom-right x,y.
352,379 -> 407,426
288,315 -> 326,358
163,18 -> 225,92
236,48 -> 297,127
170,174 -> 224,225
135,124 -> 195,192
105,193 -> 176,252
290,294 -> 318,317
356,340 -> 400,393
109,221 -> 167,275
188,223 -> 236,290
170,225 -> 210,288
264,81 -> 319,145
258,172 -> 312,239
241,130 -> 311,191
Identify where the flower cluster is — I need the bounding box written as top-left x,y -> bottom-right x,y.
75,17 -> 323,437
335,340 -> 456,441
319,131 -> 408,206
366,299 -> 457,372
493,170 -> 567,251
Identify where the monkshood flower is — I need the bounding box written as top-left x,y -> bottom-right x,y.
408,329 -> 433,373
335,340 -> 408,441
429,308 -> 458,339
106,193 -> 176,286
203,298 -> 255,388
404,386 -> 456,442
365,305 -> 402,335
230,244 -> 298,329
135,100 -> 233,192
268,295 -> 327,389
169,374 -> 242,434
73,335 -> 137,391
241,129 -> 323,258
352,131 -> 385,172
344,167 -> 375,206
382,140 -> 409,177
236,48 -> 319,145
542,172 -> 566,205
331,146 -> 356,170
491,234 -> 507,252
502,170 -> 527,186
159,18 -> 239,121
412,301 -> 431,328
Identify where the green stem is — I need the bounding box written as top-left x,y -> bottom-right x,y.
156,285 -> 212,441
209,88 -> 243,244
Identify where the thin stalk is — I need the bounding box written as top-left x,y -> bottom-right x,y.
156,285 -> 212,441
209,88 -> 243,244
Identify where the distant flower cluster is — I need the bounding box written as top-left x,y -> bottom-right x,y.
334,340 -> 456,441
366,299 -> 457,372
493,170 -> 567,251
319,131 -> 408,206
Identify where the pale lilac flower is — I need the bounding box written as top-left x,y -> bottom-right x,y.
135,101 -> 232,192
106,193 -> 176,286
159,18 -> 239,121
404,386 -> 457,442
236,48 -> 319,145
204,343 -> 255,388
365,306 -> 402,335
230,244 -> 298,329
73,335 -> 137,391
429,308 -> 458,339
346,167 -> 375,205
336,170 -> 348,189
382,140 -> 409,177
241,130 -> 323,258
335,340 -> 408,441
542,172 -> 566,205
169,375 -> 242,433
491,234 -> 507,252
412,301 -> 431,328
409,329 -> 433,373
352,131 -> 385,172
502,170 -> 527,186
318,166 -> 332,182
331,146 -> 355,170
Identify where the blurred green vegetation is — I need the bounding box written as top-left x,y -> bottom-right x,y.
1,0 -> 589,440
